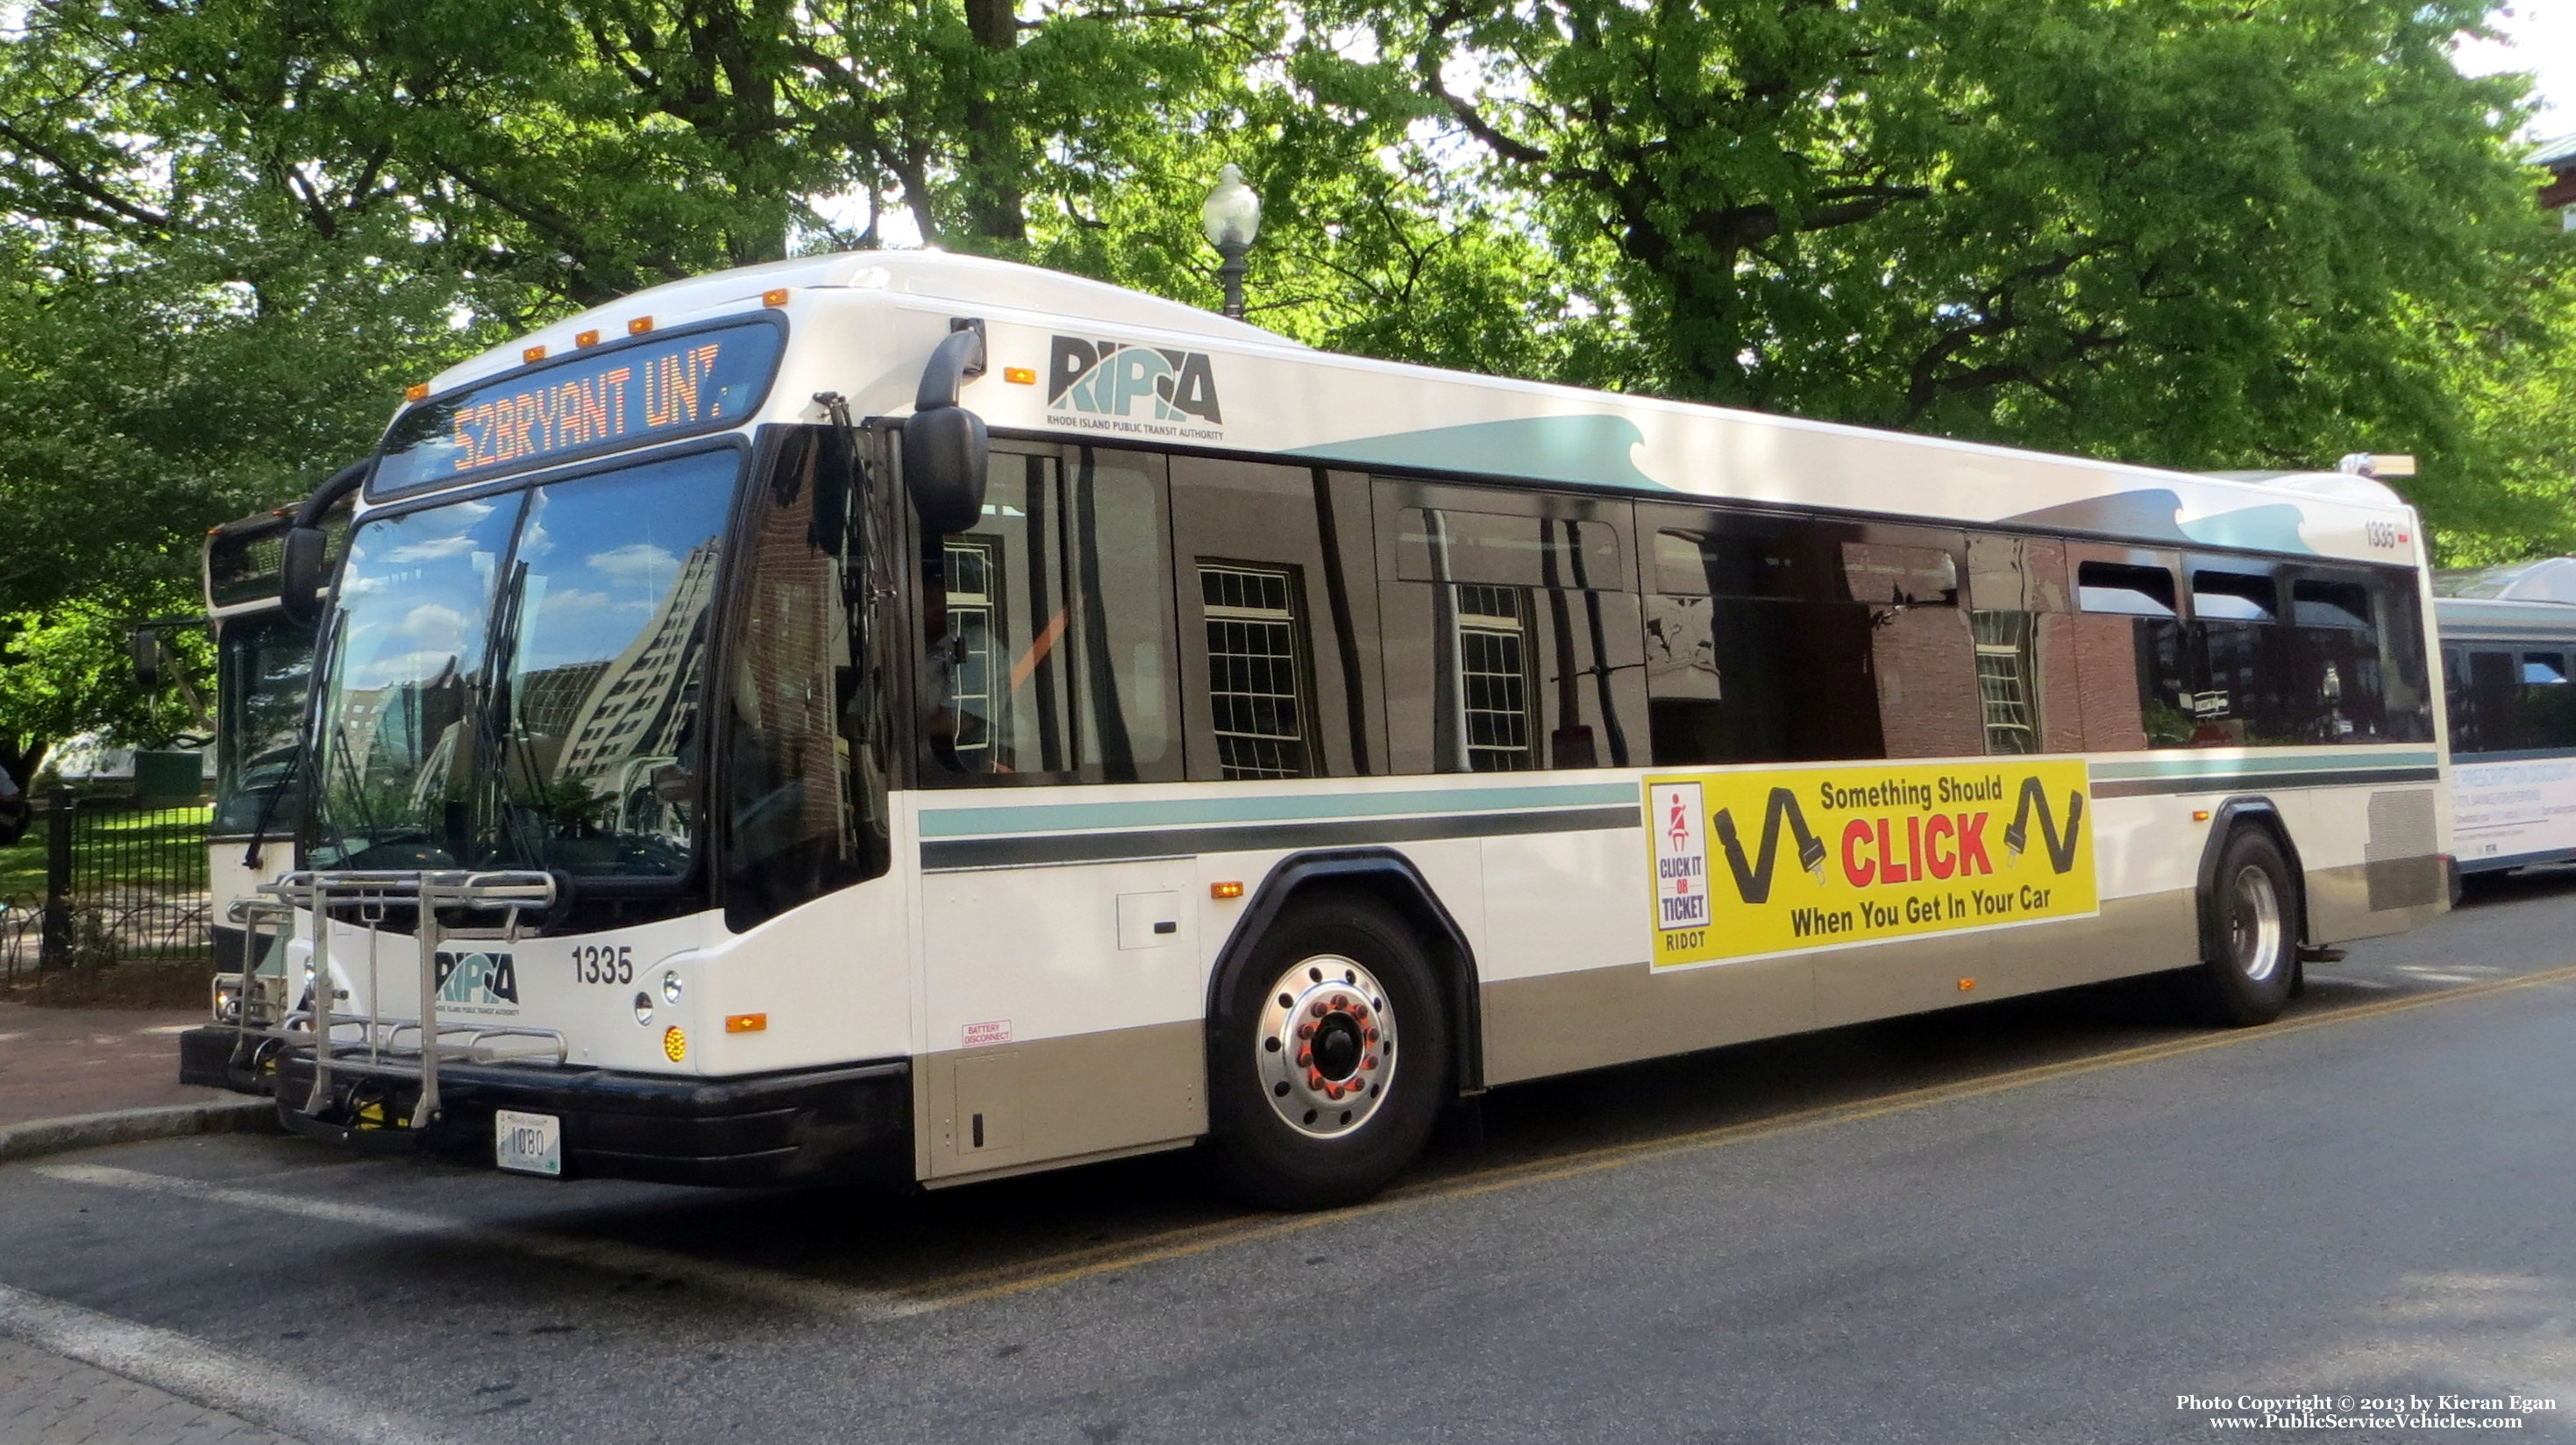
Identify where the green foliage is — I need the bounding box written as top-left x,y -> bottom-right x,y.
0,590 -> 210,775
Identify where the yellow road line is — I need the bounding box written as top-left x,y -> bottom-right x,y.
897,960 -> 2576,1314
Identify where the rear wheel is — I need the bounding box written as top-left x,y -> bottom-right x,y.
1206,893 -> 1449,1210
2178,828 -> 2297,1027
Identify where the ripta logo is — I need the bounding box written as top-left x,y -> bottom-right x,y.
1047,336 -> 1222,425
433,950 -> 519,1006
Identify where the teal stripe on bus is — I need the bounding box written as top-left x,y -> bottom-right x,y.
2087,751 -> 2437,782
916,780 -> 1640,839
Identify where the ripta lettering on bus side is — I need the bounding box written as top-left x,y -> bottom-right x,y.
1643,760 -> 2100,969
1044,336 -> 1225,441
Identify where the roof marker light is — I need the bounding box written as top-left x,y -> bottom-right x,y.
575,329 -> 601,348
628,316 -> 654,335
404,382 -> 430,402
763,288 -> 788,307
523,345 -> 546,363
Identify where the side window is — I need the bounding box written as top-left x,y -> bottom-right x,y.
1172,459 -> 1383,779
2442,644 -> 2474,754
1844,537 -> 1980,759
2271,569 -> 2430,745
2069,551 -> 2183,751
2521,650 -> 2576,750
2187,564 -> 2288,748
2467,650 -> 2522,751
1378,482 -> 1644,774
1966,533 -> 2083,757
725,428 -> 891,930
919,445 -> 1178,786
1643,509 -> 1972,764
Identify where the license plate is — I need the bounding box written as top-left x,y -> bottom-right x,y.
495,1110 -> 561,1177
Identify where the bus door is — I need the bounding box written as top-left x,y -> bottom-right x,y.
914,442 -> 1201,1179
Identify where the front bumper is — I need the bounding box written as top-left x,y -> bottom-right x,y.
270,1050 -> 911,1188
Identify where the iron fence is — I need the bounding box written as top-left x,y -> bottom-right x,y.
0,789 -> 211,979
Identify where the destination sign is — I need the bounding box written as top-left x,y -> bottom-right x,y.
374,322 -> 784,493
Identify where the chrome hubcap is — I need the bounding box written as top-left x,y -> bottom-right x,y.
1256,954 -> 1397,1138
2230,864 -> 2284,983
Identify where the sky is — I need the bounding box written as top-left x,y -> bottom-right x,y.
2452,2 -> 2576,142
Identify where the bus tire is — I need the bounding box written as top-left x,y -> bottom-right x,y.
2179,828 -> 2297,1027
1206,893 -> 1450,1211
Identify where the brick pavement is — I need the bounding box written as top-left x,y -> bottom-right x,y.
0,1004 -> 238,1128
0,1336 -> 300,1445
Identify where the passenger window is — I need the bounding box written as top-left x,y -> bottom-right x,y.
2191,571 -> 2277,622
1967,534 -> 2082,756
1172,459 -> 1383,779
2077,562 -> 2178,616
1377,483 -> 1643,773
920,446 -> 1178,785
2292,580 -> 2373,630
1643,510 -> 1976,763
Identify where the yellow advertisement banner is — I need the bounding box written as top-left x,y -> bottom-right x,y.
1645,758 -> 2097,968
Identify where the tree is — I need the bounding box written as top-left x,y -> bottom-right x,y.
1320,1 -> 2566,497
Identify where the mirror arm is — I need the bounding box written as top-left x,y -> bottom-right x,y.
914,320 -> 987,412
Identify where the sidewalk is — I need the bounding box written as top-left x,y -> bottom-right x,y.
0,1335 -> 301,1445
0,1003 -> 240,1130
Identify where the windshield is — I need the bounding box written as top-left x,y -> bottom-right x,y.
211,611 -> 318,836
310,449 -> 738,875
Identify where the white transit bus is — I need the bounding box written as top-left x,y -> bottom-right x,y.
2433,560 -> 2576,877
174,498 -> 344,1088
217,251 -> 2450,1207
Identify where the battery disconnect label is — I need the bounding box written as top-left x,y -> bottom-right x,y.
1645,758 -> 2097,969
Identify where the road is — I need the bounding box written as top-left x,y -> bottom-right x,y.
5,876 -> 2575,1444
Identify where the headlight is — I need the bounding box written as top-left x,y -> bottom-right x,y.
661,970 -> 683,1005
632,991 -> 654,1026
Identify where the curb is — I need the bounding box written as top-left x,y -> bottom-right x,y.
0,1099 -> 279,1164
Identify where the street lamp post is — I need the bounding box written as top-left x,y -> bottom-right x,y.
1199,163 -> 1262,320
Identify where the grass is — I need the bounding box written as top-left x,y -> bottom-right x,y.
0,802 -> 212,905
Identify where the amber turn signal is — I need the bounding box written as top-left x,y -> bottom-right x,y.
762,288 -> 789,307
1957,979 -> 1976,991
1211,881 -> 1245,900
725,1013 -> 767,1034
662,1026 -> 687,1061
1004,366 -> 1037,385
2192,809 -> 2211,822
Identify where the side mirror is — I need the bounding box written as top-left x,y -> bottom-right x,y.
902,321 -> 990,536
902,407 -> 988,534
278,525 -> 331,623
129,627 -> 160,694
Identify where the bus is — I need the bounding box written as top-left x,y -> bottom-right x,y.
212,251 -> 2450,1207
177,495 -> 345,1086
2433,559 -> 2576,877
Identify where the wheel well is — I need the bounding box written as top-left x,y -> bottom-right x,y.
1206,848 -> 1485,1097
2194,798 -> 2309,958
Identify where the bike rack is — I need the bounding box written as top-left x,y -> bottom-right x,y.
255,870 -> 559,1128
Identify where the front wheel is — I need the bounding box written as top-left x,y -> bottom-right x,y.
1206,893 -> 1449,1210
2178,828 -> 2297,1027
